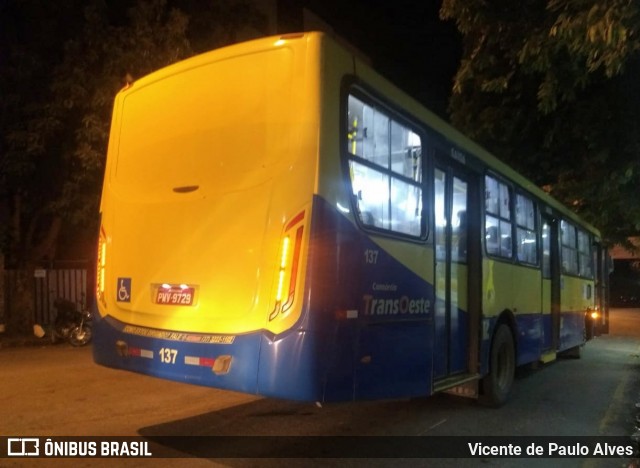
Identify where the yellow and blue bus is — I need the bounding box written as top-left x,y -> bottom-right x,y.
93,32 -> 608,405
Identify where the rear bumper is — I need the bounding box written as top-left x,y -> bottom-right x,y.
92,307 -> 323,401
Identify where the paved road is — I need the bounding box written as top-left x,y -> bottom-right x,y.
2,308 -> 640,467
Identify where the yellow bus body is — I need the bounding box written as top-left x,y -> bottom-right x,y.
99,34 -> 322,335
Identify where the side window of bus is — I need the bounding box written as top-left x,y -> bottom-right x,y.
578,229 -> 593,278
346,94 -> 423,238
515,193 -> 538,265
542,222 -> 551,278
561,221 -> 579,275
485,175 -> 512,258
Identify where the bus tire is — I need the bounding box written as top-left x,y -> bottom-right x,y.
480,324 -> 515,407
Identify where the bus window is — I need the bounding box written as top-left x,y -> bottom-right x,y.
435,169 -> 446,260
542,222 -> 551,278
452,180 -> 468,263
349,161 -> 389,228
578,230 -> 593,278
515,194 -> 537,265
346,94 -> 423,237
485,175 -> 512,258
561,221 -> 579,274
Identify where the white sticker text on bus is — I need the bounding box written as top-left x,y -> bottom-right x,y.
362,294 -> 430,316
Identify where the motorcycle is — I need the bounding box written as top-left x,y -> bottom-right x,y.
51,298 -> 93,346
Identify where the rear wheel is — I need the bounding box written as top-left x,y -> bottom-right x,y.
480,324 -> 515,407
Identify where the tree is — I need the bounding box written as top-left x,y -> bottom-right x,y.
0,0 -> 87,331
440,0 -> 640,245
1,0 -> 85,268
48,0 -> 266,245
0,0 -> 265,331
50,0 -> 193,235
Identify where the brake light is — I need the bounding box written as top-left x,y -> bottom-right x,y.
97,227 -> 107,307
269,211 -> 305,321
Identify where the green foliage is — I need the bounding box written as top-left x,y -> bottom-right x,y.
0,0 -> 85,265
50,0 -> 194,227
441,0 -> 640,244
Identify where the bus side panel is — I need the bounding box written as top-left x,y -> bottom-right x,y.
255,331 -> 323,400
559,276 -> 591,350
483,259 -> 544,366
355,321 -> 431,400
541,312 -> 553,351
512,313 -> 544,365
559,311 -> 584,350
92,313 -> 261,394
257,196 -> 433,402
255,194 -> 360,401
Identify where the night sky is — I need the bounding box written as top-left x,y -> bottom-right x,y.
302,0 -> 461,117
0,0 -> 460,118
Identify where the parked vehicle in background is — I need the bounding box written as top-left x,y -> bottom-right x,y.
51,298 -> 92,346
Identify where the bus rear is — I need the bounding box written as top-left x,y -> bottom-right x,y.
94,34 -> 322,399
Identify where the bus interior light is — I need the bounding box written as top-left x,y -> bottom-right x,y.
336,202 -> 350,214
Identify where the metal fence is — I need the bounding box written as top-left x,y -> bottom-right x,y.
3,262 -> 90,326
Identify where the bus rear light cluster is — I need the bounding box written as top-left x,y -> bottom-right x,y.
275,236 -> 291,302
97,227 -> 107,307
269,211 -> 305,321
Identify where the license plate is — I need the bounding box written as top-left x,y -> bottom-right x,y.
155,286 -> 195,306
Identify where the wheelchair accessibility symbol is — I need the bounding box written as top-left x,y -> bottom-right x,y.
117,277 -> 131,302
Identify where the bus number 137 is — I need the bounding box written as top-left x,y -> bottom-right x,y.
159,348 -> 178,364
364,249 -> 379,264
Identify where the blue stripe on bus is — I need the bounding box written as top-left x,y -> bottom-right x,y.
559,311 -> 585,351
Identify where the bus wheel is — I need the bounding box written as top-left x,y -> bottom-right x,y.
480,324 -> 515,407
